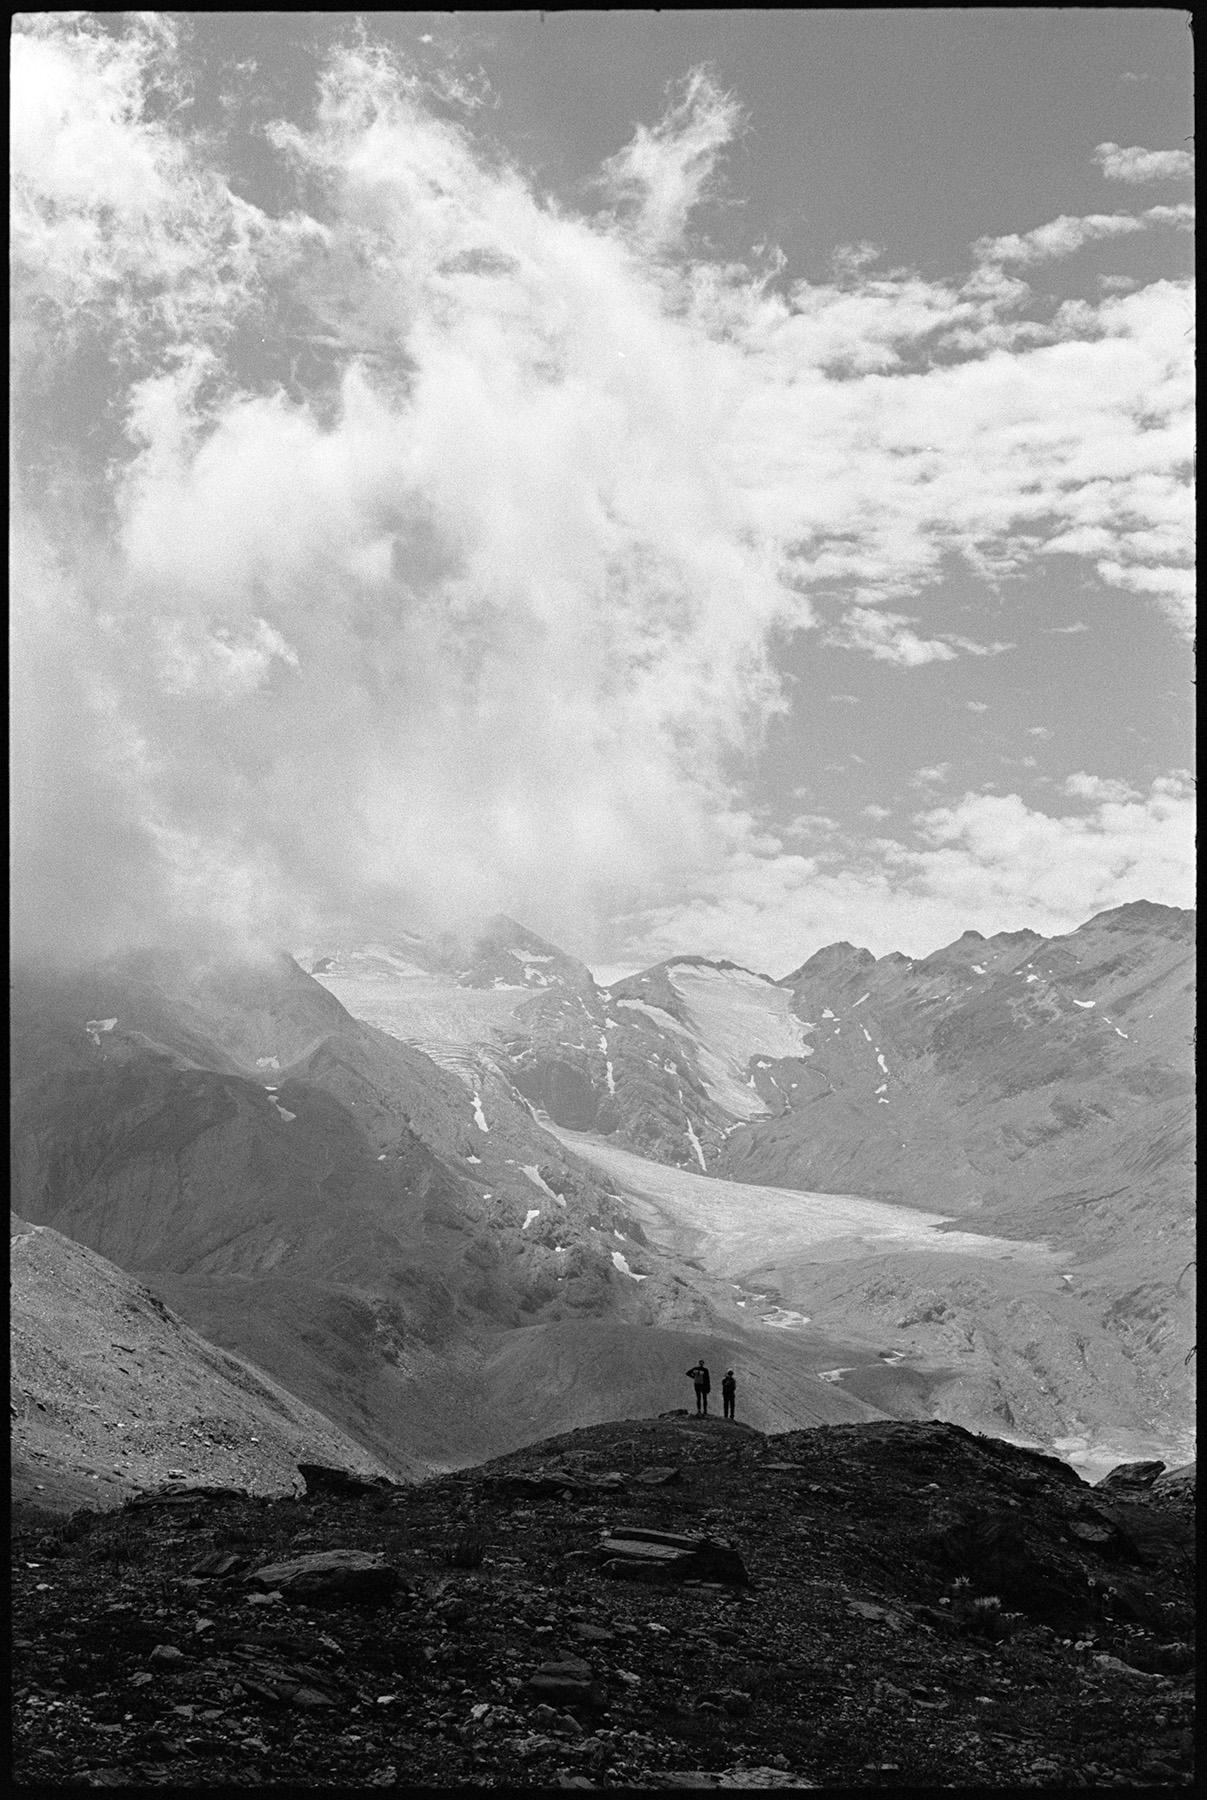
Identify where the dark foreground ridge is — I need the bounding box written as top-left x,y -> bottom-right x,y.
12,1417 -> 1195,1791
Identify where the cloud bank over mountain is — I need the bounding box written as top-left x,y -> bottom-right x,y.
11,17 -> 1194,970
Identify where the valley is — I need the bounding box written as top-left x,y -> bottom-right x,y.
9,903 -> 1195,1510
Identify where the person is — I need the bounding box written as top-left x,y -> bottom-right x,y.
722,1368 -> 736,1420
686,1358 -> 711,1415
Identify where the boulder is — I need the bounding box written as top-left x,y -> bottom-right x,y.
597,1526 -> 749,1586
1096,1460 -> 1166,1494
246,1549 -> 400,1607
297,1462 -> 400,1500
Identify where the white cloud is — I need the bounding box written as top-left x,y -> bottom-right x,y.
1028,726 -> 1054,740
615,774 -> 1195,974
974,202 -> 1193,266
1062,772 -> 1143,804
825,608 -> 957,666
1094,142 -> 1195,184
9,18 -> 1197,969
599,68 -> 742,248
965,700 -> 990,713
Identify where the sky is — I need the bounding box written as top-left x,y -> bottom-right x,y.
10,10 -> 1195,980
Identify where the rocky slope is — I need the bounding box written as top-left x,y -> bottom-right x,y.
12,1417 -> 1195,1790
11,1214 -> 395,1514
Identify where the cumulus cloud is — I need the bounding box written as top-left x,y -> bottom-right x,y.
1094,142 -> 1195,184
9,17 -> 1197,968
617,775 -> 1196,973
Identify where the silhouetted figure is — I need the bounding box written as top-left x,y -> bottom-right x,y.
686,1359 -> 711,1415
722,1369 -> 736,1420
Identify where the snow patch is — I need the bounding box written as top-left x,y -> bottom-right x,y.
876,1053 -> 889,1075
273,1103 -> 297,1124
522,1164 -> 565,1206
684,1115 -> 707,1173
472,1092 -> 490,1132
255,1055 -> 280,1070
760,1307 -> 810,1330
821,1008 -> 836,1020
611,1249 -> 647,1281
852,993 -> 870,1008
861,1026 -> 872,1042
465,1153 -> 481,1164
666,963 -> 816,1120
605,1060 -> 616,1095
1073,999 -> 1096,1009
521,1209 -> 540,1232
971,964 -> 985,975
875,1082 -> 888,1095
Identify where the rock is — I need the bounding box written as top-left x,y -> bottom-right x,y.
598,1526 -> 749,1586
189,1550 -> 251,1579
225,1647 -> 344,1707
489,1472 -> 587,1499
246,1549 -> 400,1607
527,1657 -> 607,1710
296,1462 -> 399,1500
645,1771 -> 812,1789
634,1466 -> 683,1486
1096,1460 -> 1166,1494
149,1644 -> 185,1666
1092,1653 -> 1168,1682
1150,1462 -> 1195,1502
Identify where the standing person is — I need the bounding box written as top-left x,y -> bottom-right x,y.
721,1369 -> 736,1420
686,1358 -> 711,1415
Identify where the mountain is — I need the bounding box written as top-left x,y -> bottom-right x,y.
302,904 -> 1194,1475
9,940 -> 886,1507
9,902 -> 1194,1506
12,1415 -> 1195,1789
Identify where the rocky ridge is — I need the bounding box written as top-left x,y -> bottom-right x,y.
12,1416 -> 1195,1790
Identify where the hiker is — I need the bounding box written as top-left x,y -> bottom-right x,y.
722,1368 -> 736,1420
687,1358 -> 711,1415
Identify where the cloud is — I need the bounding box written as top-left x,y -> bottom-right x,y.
965,700 -> 990,713
824,608 -> 957,666
1062,772 -> 1143,804
10,18 -> 1196,970
1094,142 -> 1195,184
599,67 -> 742,248
1027,726 -> 1054,740
615,774 -> 1195,973
974,204 -> 1193,266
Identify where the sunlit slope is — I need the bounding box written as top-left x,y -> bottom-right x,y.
11,1214 -> 397,1511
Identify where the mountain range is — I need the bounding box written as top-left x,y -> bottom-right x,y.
10,901 -> 1195,1510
